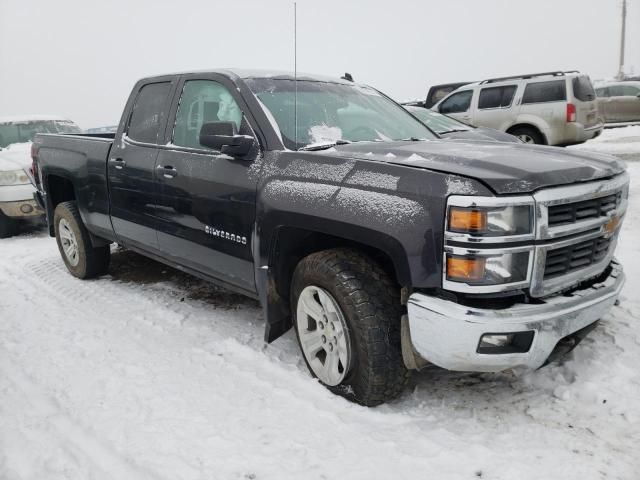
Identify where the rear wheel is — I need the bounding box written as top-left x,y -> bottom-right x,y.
291,248 -> 409,406
54,201 -> 110,279
510,126 -> 544,144
0,211 -> 18,238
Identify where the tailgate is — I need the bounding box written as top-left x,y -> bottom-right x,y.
571,76 -> 599,127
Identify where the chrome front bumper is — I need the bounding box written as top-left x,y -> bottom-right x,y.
405,261 -> 624,372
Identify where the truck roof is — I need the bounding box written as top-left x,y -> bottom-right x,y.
140,68 -> 354,85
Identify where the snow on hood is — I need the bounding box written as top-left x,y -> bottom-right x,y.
325,140 -> 626,194
0,143 -> 32,172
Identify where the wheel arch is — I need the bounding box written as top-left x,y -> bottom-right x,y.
506,120 -> 549,145
45,174 -> 77,236
257,220 -> 410,343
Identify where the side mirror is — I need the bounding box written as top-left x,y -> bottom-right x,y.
199,121 -> 253,157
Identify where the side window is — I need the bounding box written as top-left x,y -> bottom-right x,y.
522,80 -> 567,104
127,82 -> 172,143
439,90 -> 473,114
595,87 -> 609,97
173,80 -> 243,150
621,85 -> 640,96
478,85 -> 517,109
609,85 -> 625,97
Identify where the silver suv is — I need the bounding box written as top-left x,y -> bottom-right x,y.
432,71 -> 603,146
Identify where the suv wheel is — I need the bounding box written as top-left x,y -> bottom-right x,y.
291,248 -> 409,406
511,126 -> 544,144
54,201 -> 110,279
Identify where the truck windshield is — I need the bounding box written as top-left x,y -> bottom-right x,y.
0,120 -> 82,148
246,79 -> 437,150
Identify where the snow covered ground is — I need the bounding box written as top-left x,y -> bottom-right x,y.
2,130 -> 640,479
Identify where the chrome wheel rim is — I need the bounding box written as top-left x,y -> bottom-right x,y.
296,285 -> 351,386
59,218 -> 80,267
518,134 -> 536,144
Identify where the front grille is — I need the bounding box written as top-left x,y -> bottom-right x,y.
548,192 -> 622,227
544,235 -> 613,279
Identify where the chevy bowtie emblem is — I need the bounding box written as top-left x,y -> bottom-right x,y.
603,214 -> 620,238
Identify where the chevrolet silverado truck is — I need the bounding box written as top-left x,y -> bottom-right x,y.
32,70 -> 628,406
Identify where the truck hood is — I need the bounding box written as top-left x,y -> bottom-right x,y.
332,139 -> 625,194
0,142 -> 32,172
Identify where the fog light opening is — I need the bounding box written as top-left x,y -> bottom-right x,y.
477,331 -> 534,354
20,204 -> 34,214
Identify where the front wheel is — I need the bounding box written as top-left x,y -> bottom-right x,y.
291,248 -> 409,406
54,201 -> 110,279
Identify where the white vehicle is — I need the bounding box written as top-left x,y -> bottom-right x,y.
0,116 -> 82,237
433,71 -> 603,146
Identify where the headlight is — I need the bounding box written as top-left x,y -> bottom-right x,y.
448,205 -> 533,237
445,250 -> 531,285
443,195 -> 535,293
0,169 -> 30,186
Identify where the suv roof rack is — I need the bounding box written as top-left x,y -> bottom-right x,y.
480,70 -> 580,84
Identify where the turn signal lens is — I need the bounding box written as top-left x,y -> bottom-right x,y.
449,208 -> 487,233
446,256 -> 486,281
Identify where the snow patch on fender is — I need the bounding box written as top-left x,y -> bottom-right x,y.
347,170 -> 400,190
445,175 -> 477,195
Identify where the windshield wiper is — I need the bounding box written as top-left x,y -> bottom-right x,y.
400,137 -> 424,141
439,129 -> 472,134
298,139 -> 351,151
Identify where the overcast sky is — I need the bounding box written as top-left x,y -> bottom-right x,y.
1,0 -> 638,128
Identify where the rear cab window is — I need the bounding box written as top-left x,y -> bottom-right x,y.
571,76 -> 596,102
127,82 -> 173,144
478,85 -> 517,109
522,80 -> 567,104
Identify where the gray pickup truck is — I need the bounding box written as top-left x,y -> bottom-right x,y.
32,70 -> 627,406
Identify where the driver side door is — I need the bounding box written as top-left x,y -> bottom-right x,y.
154,75 -> 260,293
437,90 -> 475,124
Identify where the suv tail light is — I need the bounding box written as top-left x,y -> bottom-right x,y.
566,103 -> 576,123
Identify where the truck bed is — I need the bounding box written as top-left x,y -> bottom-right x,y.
34,133 -> 115,241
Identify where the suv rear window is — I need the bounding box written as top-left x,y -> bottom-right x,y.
572,76 -> 596,101
522,80 -> 567,104
127,82 -> 172,144
478,85 -> 517,109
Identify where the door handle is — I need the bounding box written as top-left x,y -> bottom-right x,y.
158,165 -> 178,179
110,158 -> 126,170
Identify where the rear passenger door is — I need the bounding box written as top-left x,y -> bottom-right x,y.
154,74 -> 260,293
108,79 -> 177,251
472,85 -> 517,130
519,79 -> 567,134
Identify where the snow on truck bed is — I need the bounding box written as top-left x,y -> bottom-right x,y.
1,138 -> 640,479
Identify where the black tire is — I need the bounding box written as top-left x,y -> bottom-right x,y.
53,201 -> 110,279
510,126 -> 544,145
291,248 -> 409,406
0,211 -> 18,238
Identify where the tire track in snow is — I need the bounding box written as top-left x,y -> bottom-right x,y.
0,357 -> 164,480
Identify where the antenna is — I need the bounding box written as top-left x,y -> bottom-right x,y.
294,2 -> 298,149
618,0 -> 627,80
